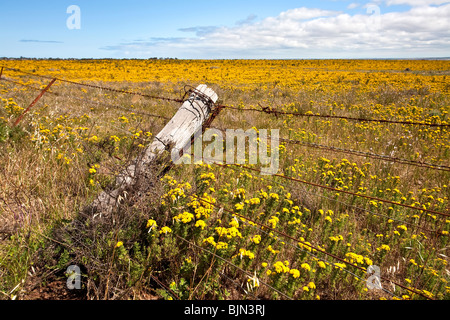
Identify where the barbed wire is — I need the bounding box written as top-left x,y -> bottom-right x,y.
1,64 -> 446,300
208,126 -> 450,172
2,65 -> 449,128
247,162 -> 447,238
0,66 -> 185,104
1,75 -> 171,122
218,104 -> 450,128
1,77 -> 56,94
193,154 -> 444,239
277,137 -> 450,172
214,163 -> 450,218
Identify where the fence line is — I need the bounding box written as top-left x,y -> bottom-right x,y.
2,65 -> 449,128
13,78 -> 56,126
4,69 -> 448,176
4,64 -> 448,233
4,66 -> 448,172
1,75 -> 171,122
1,66 -> 185,104
209,126 -> 450,172
218,104 -> 450,128
277,137 -> 450,172
196,155 -> 443,238
1,77 -> 56,94
214,163 -> 450,218
246,161 -> 447,238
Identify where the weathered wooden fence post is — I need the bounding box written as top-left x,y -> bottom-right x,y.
86,84 -> 218,218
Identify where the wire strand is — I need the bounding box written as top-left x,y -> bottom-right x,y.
217,163 -> 449,218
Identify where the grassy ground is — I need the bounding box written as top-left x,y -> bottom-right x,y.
0,59 -> 449,300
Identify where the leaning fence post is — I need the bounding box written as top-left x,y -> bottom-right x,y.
85,84 -> 219,218
13,78 -> 57,127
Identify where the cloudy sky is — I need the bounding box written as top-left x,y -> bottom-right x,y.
0,0 -> 449,59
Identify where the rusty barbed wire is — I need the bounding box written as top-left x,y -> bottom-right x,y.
266,168 -> 448,238
2,65 -> 449,128
1,65 -> 444,300
217,104 -> 450,128
1,66 -> 185,104
195,154 -> 447,238
3,66 -> 448,217
214,163 -> 450,218
5,74 -> 444,171
208,126 -> 450,172
1,75 -> 171,122
1,77 -> 57,94
277,137 -> 450,172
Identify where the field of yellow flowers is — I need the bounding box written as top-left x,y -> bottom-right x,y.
0,59 -> 449,300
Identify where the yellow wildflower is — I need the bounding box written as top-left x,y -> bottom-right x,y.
195,220 -> 206,230
301,263 -> 311,272
115,241 -> 123,248
159,226 -> 172,235
273,261 -> 290,274
308,282 -> 316,290
216,242 -> 228,250
146,219 -> 157,229
252,235 -> 261,244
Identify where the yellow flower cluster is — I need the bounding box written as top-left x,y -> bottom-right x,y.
273,261 -> 290,274
203,237 -> 228,251
268,216 -> 279,229
173,212 -> 195,224
252,235 -> 261,244
187,194 -> 216,219
345,252 -> 372,266
329,235 -> 344,243
159,226 -> 172,235
235,248 -> 255,260
199,172 -> 216,185
376,244 -> 391,252
195,220 -> 206,230
161,182 -> 191,204
215,226 -> 242,239
3,57 -> 448,301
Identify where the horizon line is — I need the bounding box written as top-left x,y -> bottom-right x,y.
1,56 -> 450,61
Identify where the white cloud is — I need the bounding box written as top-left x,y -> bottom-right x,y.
383,0 -> 450,6
102,5 -> 450,58
277,7 -> 338,21
347,3 -> 361,9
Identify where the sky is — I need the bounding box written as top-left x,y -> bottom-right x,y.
0,0 -> 449,59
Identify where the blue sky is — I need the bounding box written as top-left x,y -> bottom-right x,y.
0,0 -> 449,59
